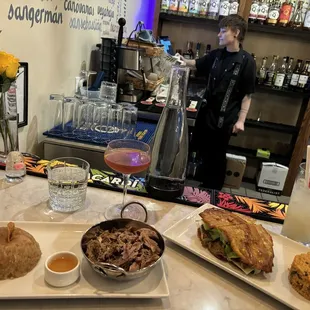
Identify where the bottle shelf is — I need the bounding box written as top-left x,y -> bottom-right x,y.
227,145 -> 290,165
159,12 -> 219,27
189,76 -> 310,98
245,119 -> 298,134
159,13 -> 310,41
247,23 -> 310,41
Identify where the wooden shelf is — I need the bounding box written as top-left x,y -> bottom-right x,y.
189,76 -> 310,99
247,23 -> 310,42
159,13 -> 310,41
159,12 -> 219,28
245,119 -> 298,134
227,145 -> 290,165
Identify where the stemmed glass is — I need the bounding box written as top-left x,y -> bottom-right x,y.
104,139 -> 151,220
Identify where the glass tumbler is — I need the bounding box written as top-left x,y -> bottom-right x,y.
100,81 -> 117,102
48,94 -> 64,135
47,157 -> 90,213
75,102 -> 96,140
122,105 -> 138,139
108,103 -> 123,140
282,163 -> 310,245
92,103 -> 110,144
62,97 -> 83,138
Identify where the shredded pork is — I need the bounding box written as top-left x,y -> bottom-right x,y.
83,226 -> 161,272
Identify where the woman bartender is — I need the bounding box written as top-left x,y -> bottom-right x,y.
182,15 -> 256,190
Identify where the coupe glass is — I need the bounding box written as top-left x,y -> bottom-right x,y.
104,139 -> 151,220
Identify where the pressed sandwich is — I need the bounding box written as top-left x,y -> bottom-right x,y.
197,208 -> 274,274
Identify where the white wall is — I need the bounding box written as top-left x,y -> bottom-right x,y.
0,0 -> 153,153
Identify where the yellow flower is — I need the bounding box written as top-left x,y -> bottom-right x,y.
0,51 -> 20,79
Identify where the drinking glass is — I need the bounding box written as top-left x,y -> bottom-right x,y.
282,163 -> 310,245
103,139 -> 151,219
81,70 -> 97,99
121,105 -> 138,139
48,94 -> 64,135
92,103 -> 110,144
75,102 -> 96,141
47,157 -> 90,213
108,103 -> 123,140
100,81 -> 117,102
62,97 -> 83,138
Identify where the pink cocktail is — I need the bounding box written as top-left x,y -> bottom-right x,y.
104,139 -> 151,220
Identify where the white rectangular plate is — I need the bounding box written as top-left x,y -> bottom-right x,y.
0,221 -> 169,299
163,204 -> 310,310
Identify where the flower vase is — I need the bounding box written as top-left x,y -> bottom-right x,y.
0,90 -> 19,162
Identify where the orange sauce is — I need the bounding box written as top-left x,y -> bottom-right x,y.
48,254 -> 78,273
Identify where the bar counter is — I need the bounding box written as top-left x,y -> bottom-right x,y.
0,171 -> 289,310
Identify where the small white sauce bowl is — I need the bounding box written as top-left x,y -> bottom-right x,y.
44,251 -> 80,287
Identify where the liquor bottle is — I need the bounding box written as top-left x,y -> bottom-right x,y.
207,0 -> 221,19
219,0 -> 230,19
178,0 -> 190,15
169,0 -> 180,13
256,0 -> 269,24
198,0 -> 209,16
258,57 -> 268,84
297,61 -> 310,89
248,0 -> 260,23
161,0 -> 170,12
204,44 -> 211,55
145,65 -> 190,200
183,41 -> 194,59
283,57 -> 294,89
228,0 -> 239,14
267,0 -> 281,25
264,55 -> 278,86
188,0 -> 200,16
278,0 -> 293,26
195,42 -> 201,59
273,57 -> 287,89
289,59 -> 303,89
303,2 -> 310,29
289,1 -> 304,28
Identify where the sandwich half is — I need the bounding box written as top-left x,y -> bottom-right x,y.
197,208 -> 274,274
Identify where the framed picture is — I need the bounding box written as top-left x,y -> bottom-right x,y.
5,62 -> 29,128
16,62 -> 28,128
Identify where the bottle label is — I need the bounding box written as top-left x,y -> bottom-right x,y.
257,4 -> 269,20
259,68 -> 266,79
265,71 -> 275,85
179,0 -> 189,12
279,4 -> 292,23
199,0 -> 209,14
229,1 -> 239,14
304,11 -> 310,27
161,0 -> 170,10
283,73 -> 292,87
290,73 -> 300,86
274,73 -> 285,87
209,0 -> 220,13
298,74 -> 309,86
189,0 -> 200,13
268,9 -> 280,22
169,0 -> 180,11
249,3 -> 259,18
219,0 -> 230,16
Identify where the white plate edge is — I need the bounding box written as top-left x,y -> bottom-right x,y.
162,203 -> 309,310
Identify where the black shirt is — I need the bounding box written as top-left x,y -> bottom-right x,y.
195,47 -> 256,130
